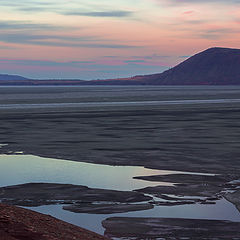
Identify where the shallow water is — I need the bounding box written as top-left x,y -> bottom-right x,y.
0,154 -> 180,190
27,198 -> 240,235
0,154 -> 240,235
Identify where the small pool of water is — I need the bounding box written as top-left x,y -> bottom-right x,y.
0,154 -> 182,190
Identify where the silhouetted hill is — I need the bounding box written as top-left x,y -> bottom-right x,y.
0,74 -> 29,81
83,47 -> 240,85
128,47 -> 240,85
0,75 -> 85,85
89,47 -> 240,85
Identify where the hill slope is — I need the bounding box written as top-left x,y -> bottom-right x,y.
0,203 -> 106,240
125,47 -> 240,85
0,77 -> 85,85
0,74 -> 29,81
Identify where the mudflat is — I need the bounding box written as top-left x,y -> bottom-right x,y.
0,86 -> 240,174
0,183 -> 152,214
102,217 -> 240,239
225,189 -> 240,212
1,86 -> 240,239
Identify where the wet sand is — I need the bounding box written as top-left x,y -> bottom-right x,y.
102,217 -> 240,239
1,86 -> 240,174
0,183 -> 152,214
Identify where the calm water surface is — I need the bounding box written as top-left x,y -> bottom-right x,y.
0,154 -> 239,235
0,154 -> 178,190
27,199 -> 240,234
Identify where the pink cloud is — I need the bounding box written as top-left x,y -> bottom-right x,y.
182,11 -> 194,15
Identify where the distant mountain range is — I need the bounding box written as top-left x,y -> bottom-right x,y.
0,74 -> 85,85
1,47 -> 240,85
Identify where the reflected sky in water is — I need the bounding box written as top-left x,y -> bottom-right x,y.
1,154 -> 240,235
0,154 -> 178,190
27,199 -> 240,235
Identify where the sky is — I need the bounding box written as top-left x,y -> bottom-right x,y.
0,0 -> 240,79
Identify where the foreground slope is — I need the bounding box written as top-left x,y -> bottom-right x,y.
0,203 -> 106,240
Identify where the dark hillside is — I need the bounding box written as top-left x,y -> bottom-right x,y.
137,47 -> 240,85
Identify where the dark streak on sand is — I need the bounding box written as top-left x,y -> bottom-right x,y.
102,217 -> 240,240
0,183 -> 152,214
63,203 -> 153,214
135,173 -> 240,207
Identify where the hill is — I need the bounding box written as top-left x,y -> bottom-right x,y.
0,203 -> 106,240
83,47 -> 240,85
0,74 -> 29,81
0,76 -> 85,85
128,47 -> 240,85
90,47 -> 240,85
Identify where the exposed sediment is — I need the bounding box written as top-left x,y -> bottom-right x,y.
0,183 -> 152,214
1,86 -> 240,175
135,173 -> 240,205
224,189 -> 240,212
102,217 -> 240,239
134,173 -> 239,184
63,202 -> 153,214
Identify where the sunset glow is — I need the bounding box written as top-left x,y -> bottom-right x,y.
0,0 -> 239,79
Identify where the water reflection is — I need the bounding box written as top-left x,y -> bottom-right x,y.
0,154 -> 176,190
1,154 -> 240,236
27,199 -> 240,235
